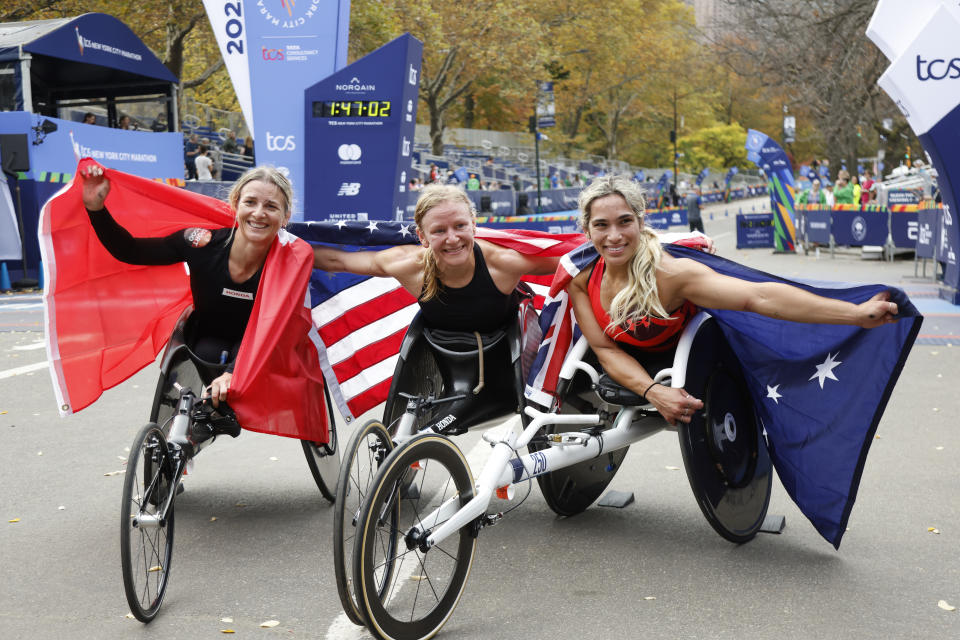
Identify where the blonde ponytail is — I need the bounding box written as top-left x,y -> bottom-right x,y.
419,246 -> 442,302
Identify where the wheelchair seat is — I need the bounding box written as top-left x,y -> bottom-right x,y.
594,374 -> 648,407
382,286 -> 541,434
150,308 -> 228,428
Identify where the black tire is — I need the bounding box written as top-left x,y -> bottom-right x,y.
333,419 -> 395,626
120,423 -> 176,622
355,435 -> 476,640
678,319 -> 772,544
530,351 -> 626,517
302,386 -> 341,502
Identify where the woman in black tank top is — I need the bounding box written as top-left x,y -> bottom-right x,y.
312,184 -> 561,333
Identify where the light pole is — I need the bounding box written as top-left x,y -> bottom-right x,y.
672,88 -> 679,199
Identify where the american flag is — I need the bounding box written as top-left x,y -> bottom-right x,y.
526,241 -> 922,548
289,220 -> 582,420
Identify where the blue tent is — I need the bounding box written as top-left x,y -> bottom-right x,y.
0,13 -> 178,127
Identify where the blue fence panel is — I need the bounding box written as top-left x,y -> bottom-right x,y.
890,211 -> 919,249
831,210 -> 888,246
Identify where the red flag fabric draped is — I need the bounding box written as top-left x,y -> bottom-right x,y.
39,158 -> 327,443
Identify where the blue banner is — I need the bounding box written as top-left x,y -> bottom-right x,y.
830,211 -> 889,247
205,0 -> 351,220
736,213 -> 775,248
916,207 -> 939,259
802,209 -> 833,245
745,129 -> 797,251
0,112 -> 183,180
889,211 -> 919,249
303,34 -> 423,221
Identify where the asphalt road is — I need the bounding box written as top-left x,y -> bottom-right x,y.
2,199 -> 958,639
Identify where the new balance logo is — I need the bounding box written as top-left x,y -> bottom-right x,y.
337,182 -> 361,196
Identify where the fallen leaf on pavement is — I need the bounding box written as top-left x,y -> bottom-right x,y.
221,617 -> 233,623
938,600 -> 956,611
8,518 -> 19,523
260,620 -> 280,628
665,466 -> 681,471
928,527 -> 940,534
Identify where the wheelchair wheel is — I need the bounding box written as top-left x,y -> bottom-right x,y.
530,353 -> 627,517
333,419 -> 395,627
382,333 -> 445,435
679,319 -> 772,544
120,423 -> 176,622
355,434 -> 476,640
302,385 -> 341,502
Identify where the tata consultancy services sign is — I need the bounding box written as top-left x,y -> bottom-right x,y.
303,34 -> 423,222
203,0 -> 350,220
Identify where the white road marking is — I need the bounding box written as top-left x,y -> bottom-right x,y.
12,341 -> 45,351
324,418 -> 516,639
0,360 -> 47,380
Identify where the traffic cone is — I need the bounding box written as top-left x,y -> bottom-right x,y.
0,263 -> 11,291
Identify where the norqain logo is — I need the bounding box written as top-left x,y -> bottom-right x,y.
916,55 -> 960,81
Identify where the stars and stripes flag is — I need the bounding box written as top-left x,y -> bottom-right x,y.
527,242 -> 922,547
288,220 -> 584,420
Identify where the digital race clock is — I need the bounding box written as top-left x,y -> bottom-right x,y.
313,100 -> 393,118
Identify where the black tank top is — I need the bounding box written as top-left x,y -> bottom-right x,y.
418,244 -> 518,332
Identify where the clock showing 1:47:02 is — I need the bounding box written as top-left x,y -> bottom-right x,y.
313,100 -> 393,118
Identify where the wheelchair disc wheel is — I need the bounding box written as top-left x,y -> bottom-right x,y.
120,423 -> 176,622
356,434 -> 476,640
679,319 -> 772,544
302,386 -> 341,502
333,419 -> 395,626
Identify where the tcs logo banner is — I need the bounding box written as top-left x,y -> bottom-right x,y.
266,132 -> 296,152
262,47 -> 284,61
916,55 -> 960,80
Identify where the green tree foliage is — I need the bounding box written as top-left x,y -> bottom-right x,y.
675,123 -> 749,173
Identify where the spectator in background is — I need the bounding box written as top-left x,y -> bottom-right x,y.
195,145 -> 215,181
550,172 -> 560,189
82,112 -> 96,125
861,169 -> 875,205
851,175 -> 862,205
466,173 -> 481,190
150,111 -> 167,132
429,163 -> 439,184
222,130 -> 240,154
184,133 -> 200,180
243,136 -> 254,159
117,115 -> 132,130
798,178 -> 826,204
511,175 -> 521,192
823,183 -> 835,207
834,178 -> 855,204
686,187 -> 704,233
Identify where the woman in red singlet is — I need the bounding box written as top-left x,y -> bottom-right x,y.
567,175 -> 901,426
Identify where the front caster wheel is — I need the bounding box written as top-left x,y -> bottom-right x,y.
355,434 -> 476,640
120,423 -> 176,622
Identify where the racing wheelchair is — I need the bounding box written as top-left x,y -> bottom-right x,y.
120,308 -> 340,622
348,312 -> 773,640
331,287 -> 543,626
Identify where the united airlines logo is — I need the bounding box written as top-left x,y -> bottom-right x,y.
337,182 -> 361,196
259,0 -> 323,29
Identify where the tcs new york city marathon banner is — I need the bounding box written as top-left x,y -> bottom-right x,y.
203,0 -> 351,219
868,0 -> 960,303
744,129 -> 797,252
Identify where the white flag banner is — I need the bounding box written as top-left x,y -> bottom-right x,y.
202,0 -> 254,136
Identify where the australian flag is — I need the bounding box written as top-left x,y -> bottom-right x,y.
526,243 -> 922,548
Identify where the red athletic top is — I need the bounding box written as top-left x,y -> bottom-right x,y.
587,257 -> 697,352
